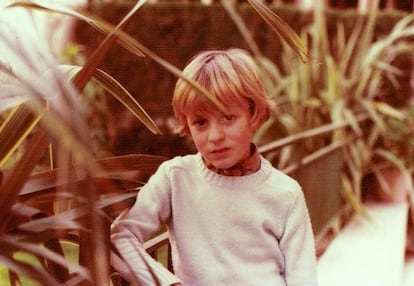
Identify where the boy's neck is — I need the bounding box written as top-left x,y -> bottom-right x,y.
204,143 -> 261,176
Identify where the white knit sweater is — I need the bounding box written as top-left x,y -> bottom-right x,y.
111,153 -> 317,286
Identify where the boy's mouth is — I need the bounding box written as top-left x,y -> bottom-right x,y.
211,147 -> 230,156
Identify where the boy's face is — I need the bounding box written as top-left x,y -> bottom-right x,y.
186,100 -> 257,170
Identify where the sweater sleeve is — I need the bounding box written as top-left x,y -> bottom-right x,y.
279,189 -> 318,286
110,162 -> 181,286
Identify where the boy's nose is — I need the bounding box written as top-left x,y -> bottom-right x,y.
208,123 -> 225,142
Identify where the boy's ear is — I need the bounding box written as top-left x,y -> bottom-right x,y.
251,110 -> 269,131
250,116 -> 264,131
249,101 -> 270,131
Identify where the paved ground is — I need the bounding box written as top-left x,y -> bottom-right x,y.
402,253 -> 414,286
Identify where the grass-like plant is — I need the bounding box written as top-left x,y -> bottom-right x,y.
0,0 -> 310,285
252,3 -> 414,219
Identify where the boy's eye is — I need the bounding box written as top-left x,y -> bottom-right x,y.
194,119 -> 206,126
223,114 -> 235,121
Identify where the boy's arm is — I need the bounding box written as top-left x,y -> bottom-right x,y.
110,163 -> 181,286
279,190 -> 318,286
110,234 -> 180,286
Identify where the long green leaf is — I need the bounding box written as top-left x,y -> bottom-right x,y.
340,173 -> 369,219
7,0 -> 146,58
20,154 -> 165,196
75,3 -> 146,101
1,236 -> 90,281
373,101 -> 406,121
17,191 -> 138,233
0,104 -> 40,168
222,0 -> 262,58
0,251 -> 60,286
0,83 -> 28,112
61,64 -> 161,134
247,0 -> 310,63
0,129 -> 49,226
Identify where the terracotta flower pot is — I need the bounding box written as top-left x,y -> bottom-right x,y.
374,166 -> 411,203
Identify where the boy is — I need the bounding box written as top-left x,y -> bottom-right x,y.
111,48 -> 317,285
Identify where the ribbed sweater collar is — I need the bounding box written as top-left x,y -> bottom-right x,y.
195,152 -> 273,189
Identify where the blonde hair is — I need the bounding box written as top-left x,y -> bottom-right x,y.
172,48 -> 270,136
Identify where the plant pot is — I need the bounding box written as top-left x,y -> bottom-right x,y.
372,166 -> 411,203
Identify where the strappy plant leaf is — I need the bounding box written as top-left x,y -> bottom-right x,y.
0,104 -> 40,168
7,0 -> 146,58
0,129 -> 49,224
61,64 -> 161,134
246,0 -> 311,63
